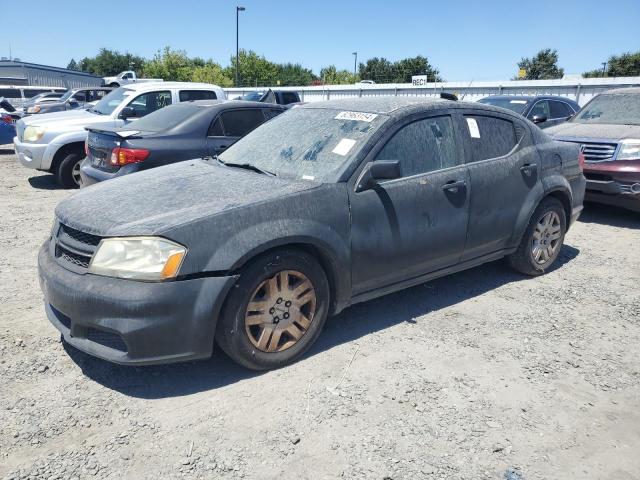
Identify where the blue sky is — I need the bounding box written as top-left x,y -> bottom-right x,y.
2,0 -> 639,81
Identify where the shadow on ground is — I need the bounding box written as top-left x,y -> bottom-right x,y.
579,202 -> 639,229
66,245 -> 580,399
0,148 -> 15,155
28,175 -> 67,190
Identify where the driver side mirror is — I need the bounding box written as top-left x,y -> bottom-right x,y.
120,106 -> 138,120
531,114 -> 547,124
356,160 -> 401,192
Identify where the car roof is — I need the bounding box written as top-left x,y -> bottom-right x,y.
175,100 -> 284,109
602,87 -> 640,95
481,95 -> 578,103
121,82 -> 222,92
300,97 -> 453,115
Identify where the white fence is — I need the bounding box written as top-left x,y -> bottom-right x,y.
225,77 -> 640,106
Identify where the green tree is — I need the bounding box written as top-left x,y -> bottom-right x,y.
191,62 -> 233,87
358,57 -> 394,83
394,55 -> 441,83
225,50 -> 279,87
319,65 -> 358,85
516,48 -> 564,80
276,63 -> 317,86
583,51 -> 640,78
66,59 -> 79,71
143,47 -> 232,85
78,48 -> 145,76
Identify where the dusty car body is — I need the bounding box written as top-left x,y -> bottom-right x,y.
547,87 -> 640,212
39,97 -> 584,370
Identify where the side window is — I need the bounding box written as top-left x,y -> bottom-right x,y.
528,100 -> 550,119
263,108 -> 283,120
280,92 -> 299,104
219,109 -> 266,137
0,88 -> 21,99
208,118 -> 224,137
375,115 -> 459,177
464,115 -> 517,162
549,101 -> 573,119
73,91 -> 87,102
128,90 -> 172,116
123,72 -> 134,79
179,90 -> 217,102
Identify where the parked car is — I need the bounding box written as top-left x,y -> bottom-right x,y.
22,91 -> 67,109
80,100 -> 286,186
0,85 -> 67,109
478,95 -> 581,129
14,82 -> 225,188
103,71 -> 163,88
0,98 -> 20,144
547,87 -> 640,212
237,89 -> 301,105
23,87 -> 112,115
38,97 -> 585,370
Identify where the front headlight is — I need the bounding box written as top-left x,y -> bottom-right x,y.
23,125 -> 47,142
88,237 -> 186,281
617,139 -> 640,161
27,105 -> 41,114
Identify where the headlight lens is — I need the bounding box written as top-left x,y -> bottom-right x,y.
617,139 -> 640,161
23,125 -> 47,142
27,105 -> 41,114
88,237 -> 186,281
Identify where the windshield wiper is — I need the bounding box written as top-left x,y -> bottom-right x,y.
215,156 -> 276,177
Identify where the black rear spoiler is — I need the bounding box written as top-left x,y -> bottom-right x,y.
84,126 -> 142,139
440,93 -> 458,101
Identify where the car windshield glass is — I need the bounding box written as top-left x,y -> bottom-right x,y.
59,90 -> 76,102
90,87 -> 134,115
240,92 -> 263,101
218,107 -> 388,181
478,98 -> 529,114
127,103 -> 203,132
572,93 -> 640,125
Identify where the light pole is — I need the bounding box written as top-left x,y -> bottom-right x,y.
236,6 -> 245,87
601,62 -> 607,77
352,52 -> 357,79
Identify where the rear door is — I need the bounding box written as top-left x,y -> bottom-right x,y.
349,113 -> 470,294
461,112 -> 540,260
205,108 -> 266,155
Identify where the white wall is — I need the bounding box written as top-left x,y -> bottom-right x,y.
225,77 -> 640,106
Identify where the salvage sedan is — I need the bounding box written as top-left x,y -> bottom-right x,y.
39,97 -> 585,370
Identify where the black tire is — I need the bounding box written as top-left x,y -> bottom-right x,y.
507,197 -> 567,276
215,248 -> 330,370
55,152 -> 84,189
109,82 -> 120,88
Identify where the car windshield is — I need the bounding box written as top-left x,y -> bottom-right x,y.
59,90 -> 76,102
240,92 -> 264,101
125,103 -> 203,132
218,107 -> 388,181
90,87 -> 134,115
572,93 -> 640,125
478,98 -> 529,114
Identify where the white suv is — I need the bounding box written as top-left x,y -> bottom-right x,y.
14,82 -> 226,188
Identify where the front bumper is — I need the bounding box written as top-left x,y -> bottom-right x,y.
583,163 -> 640,212
14,136 -> 48,170
38,243 -> 237,365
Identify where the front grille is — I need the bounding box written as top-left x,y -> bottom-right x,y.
54,223 -> 102,271
59,224 -> 102,246
86,328 -> 128,352
574,141 -> 618,163
56,245 -> 91,268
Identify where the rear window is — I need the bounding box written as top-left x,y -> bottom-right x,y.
280,92 -> 300,104
464,115 -> 517,162
179,90 -> 217,102
0,88 -> 22,99
478,97 -> 529,115
125,103 -> 202,132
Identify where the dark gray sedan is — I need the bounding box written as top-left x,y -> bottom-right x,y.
80,100 -> 286,186
478,95 -> 581,129
39,97 -> 585,370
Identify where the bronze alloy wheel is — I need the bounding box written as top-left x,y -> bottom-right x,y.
531,211 -> 562,265
244,270 -> 317,353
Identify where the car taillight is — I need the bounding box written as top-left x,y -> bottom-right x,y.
0,114 -> 12,124
109,147 -> 149,166
578,151 -> 585,171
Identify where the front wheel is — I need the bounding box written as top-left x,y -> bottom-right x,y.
55,152 -> 84,189
215,248 -> 330,370
508,197 -> 567,276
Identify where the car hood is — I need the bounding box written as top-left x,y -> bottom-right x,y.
546,122 -> 640,141
20,108 -> 100,127
55,159 -> 319,236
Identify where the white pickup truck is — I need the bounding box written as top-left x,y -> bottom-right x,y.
103,71 -> 163,88
14,82 -> 225,188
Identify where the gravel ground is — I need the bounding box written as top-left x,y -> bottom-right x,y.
0,147 -> 639,480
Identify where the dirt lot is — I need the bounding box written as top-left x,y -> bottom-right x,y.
0,147 -> 639,480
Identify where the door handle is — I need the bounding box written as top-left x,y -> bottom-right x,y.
520,164 -> 537,176
441,180 -> 466,192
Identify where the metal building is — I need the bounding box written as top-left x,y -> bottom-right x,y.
0,60 -> 103,88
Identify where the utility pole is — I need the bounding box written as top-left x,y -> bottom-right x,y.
236,6 -> 246,87
601,62 -> 607,77
352,52 -> 358,79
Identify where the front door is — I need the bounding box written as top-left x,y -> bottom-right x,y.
349,114 -> 471,295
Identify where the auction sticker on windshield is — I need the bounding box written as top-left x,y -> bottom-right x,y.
332,138 -> 357,156
335,111 -> 378,122
466,118 -> 481,138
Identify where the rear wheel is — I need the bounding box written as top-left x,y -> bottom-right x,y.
508,197 -> 566,276
55,152 -> 84,189
215,248 -> 329,370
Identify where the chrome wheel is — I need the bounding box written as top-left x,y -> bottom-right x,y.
531,211 -> 562,265
72,161 -> 82,187
245,270 -> 317,353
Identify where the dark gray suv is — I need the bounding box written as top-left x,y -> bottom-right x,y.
38,97 -> 585,370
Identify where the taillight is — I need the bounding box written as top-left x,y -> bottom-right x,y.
0,114 -> 12,124
109,147 -> 149,166
578,151 -> 585,171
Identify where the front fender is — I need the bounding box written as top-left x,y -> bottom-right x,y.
41,131 -> 89,170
